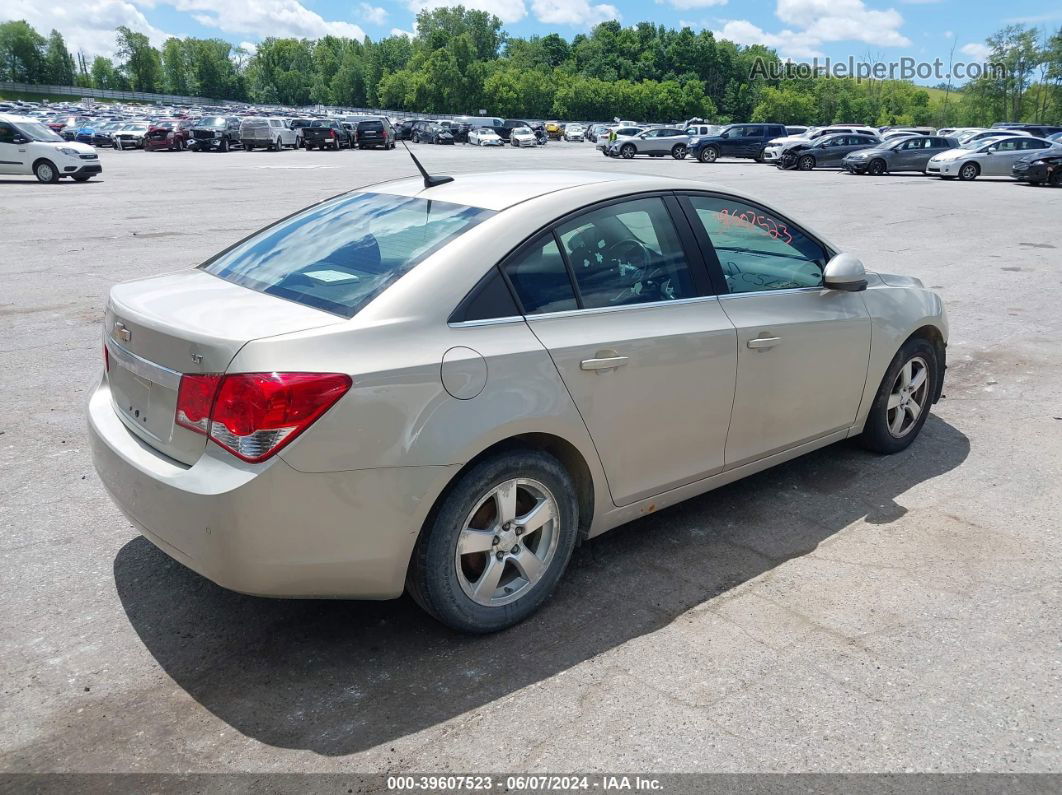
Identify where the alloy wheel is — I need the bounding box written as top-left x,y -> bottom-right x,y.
886,356 -> 929,438
454,478 -> 560,607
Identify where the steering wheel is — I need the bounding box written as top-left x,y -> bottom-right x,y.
602,238 -> 678,303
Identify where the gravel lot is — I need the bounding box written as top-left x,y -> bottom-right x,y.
1,142 -> 1060,775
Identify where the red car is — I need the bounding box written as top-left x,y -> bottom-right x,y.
143,119 -> 194,151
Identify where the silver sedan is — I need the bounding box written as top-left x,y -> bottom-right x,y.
89,170 -> 948,633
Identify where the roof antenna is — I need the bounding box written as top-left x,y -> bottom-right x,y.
401,139 -> 454,189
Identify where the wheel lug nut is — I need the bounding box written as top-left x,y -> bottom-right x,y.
511,545 -> 520,554
496,550 -> 504,561
515,526 -> 524,536
492,536 -> 500,545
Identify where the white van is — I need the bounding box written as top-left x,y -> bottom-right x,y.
0,114 -> 102,182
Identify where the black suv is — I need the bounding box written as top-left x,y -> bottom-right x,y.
189,116 -> 243,151
689,123 -> 787,163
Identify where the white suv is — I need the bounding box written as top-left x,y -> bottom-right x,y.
0,114 -> 102,183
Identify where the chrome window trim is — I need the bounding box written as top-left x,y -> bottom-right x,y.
448,316 -> 524,328
105,337 -> 183,389
717,286 -> 824,300
520,294 -> 722,322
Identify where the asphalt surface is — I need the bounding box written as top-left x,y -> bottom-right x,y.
1,141 -> 1060,774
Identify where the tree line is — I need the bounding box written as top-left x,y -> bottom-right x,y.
1,8 -> 1060,126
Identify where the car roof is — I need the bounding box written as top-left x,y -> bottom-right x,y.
366,169 -> 743,212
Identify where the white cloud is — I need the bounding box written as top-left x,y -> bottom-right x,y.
531,0 -> 619,26
715,20 -> 825,59
960,42 -> 992,61
358,3 -> 388,25
657,0 -> 728,8
707,0 -> 910,60
157,0 -> 365,41
1,0 -> 175,58
776,0 -> 910,47
238,40 -> 257,54
406,0 -> 527,25
390,27 -> 415,39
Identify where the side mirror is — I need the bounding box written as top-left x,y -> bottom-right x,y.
823,253 -> 867,292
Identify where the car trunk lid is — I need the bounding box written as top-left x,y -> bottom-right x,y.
105,270 -> 342,466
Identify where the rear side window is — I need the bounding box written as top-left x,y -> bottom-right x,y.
201,192 -> 494,318
503,236 -> 578,315
556,197 -> 697,308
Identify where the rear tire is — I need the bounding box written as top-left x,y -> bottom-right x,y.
34,160 -> 59,184
860,337 -> 938,454
408,450 -> 579,634
1050,170 -> 1062,187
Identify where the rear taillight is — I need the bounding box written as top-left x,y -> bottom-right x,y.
175,373 -> 222,434
174,372 -> 350,463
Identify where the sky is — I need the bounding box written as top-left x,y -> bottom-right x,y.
3,0 -> 1061,72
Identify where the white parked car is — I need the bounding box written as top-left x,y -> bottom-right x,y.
113,122 -> 149,150
509,126 -> 537,148
469,127 -> 504,146
563,123 -> 586,141
0,114 -> 102,182
927,135 -> 1061,180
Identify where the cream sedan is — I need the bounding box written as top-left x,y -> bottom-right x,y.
89,170 -> 947,633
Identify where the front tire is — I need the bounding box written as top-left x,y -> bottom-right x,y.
671,144 -> 687,159
868,159 -> 886,176
34,160 -> 59,184
958,162 -> 979,181
698,146 -> 719,163
860,338 -> 938,454
798,154 -> 816,171
408,450 -> 579,634
1050,170 -> 1062,187
620,143 -> 635,159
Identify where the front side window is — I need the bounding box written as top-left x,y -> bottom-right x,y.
201,192 -> 493,318
556,197 -> 697,308
0,122 -> 15,144
686,195 -> 828,294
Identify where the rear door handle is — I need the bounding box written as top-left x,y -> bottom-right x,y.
580,356 -> 629,371
747,336 -> 781,350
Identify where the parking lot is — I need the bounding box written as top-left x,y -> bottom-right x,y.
2,142 -> 1060,774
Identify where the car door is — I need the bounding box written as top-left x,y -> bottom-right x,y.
678,192 -> 872,468
982,137 -> 1026,175
0,121 -> 27,174
502,195 -> 737,506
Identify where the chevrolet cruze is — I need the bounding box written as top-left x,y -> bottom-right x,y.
90,170 -> 948,633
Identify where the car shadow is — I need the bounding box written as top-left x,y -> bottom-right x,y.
0,179 -> 104,185
114,416 -> 969,756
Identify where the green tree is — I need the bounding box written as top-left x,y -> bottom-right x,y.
0,20 -> 46,82
42,30 -> 75,84
115,26 -> 162,92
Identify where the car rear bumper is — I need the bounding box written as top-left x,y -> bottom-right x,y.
88,377 -> 459,599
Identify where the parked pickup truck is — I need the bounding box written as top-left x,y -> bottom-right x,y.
302,120 -> 350,150
240,117 -> 298,151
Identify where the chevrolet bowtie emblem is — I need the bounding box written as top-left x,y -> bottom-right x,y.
114,321 -> 132,342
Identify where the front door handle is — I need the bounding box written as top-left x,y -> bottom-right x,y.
580,355 -> 629,371
747,336 -> 781,350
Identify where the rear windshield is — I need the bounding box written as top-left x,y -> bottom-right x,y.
358,120 -> 384,130
200,192 -> 493,318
